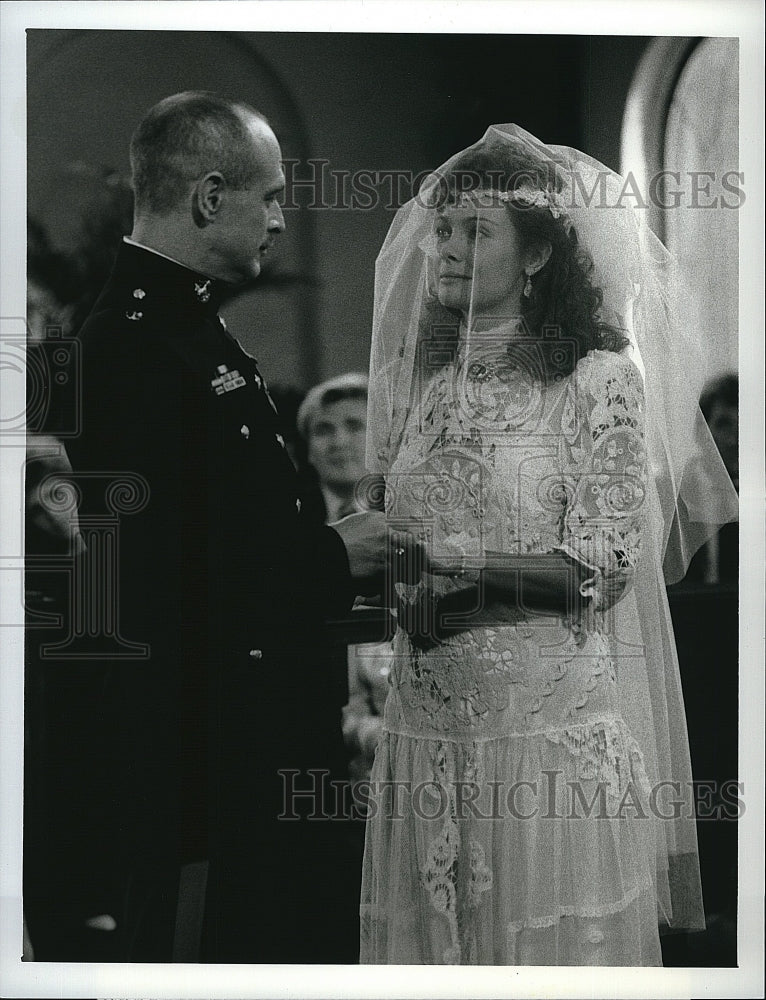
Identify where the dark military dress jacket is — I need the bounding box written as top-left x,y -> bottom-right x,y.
67,241 -> 357,961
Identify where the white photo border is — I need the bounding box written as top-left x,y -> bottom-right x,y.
1,2 -> 763,998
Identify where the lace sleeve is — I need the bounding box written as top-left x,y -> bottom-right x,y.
556,351 -> 647,612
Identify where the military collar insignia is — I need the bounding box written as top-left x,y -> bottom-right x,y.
195,280 -> 212,303
116,242 -> 228,315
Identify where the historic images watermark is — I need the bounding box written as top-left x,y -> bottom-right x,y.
281,161 -> 746,213
279,769 -> 745,823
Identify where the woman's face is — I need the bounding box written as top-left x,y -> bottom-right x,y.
434,197 -> 525,324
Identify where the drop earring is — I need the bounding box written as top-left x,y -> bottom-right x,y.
523,270 -> 533,298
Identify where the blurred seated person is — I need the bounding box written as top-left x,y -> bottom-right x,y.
342,639 -> 393,786
26,222 -> 85,564
685,373 -> 738,585
296,373 -> 391,785
26,434 -> 83,561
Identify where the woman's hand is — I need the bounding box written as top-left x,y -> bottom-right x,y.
396,580 -> 480,650
395,551 -> 593,646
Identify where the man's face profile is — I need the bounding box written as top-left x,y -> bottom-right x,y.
212,117 -> 286,284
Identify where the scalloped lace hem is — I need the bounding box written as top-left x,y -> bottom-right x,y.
506,876 -> 655,934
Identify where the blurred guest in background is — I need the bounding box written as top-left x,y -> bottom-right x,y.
343,644 -> 392,787
296,373 -> 392,783
685,373 -> 739,585
664,371 -> 739,966
295,371 -> 392,966
27,218 -> 78,344
297,373 -> 371,521
701,373 -> 738,492
24,256 -> 108,962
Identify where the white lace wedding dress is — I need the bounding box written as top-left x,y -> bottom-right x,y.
360,344 -> 664,965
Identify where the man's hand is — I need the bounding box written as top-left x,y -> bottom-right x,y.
331,512 -> 426,597
330,511 -> 390,591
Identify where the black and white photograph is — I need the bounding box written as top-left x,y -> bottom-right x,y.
1,2 -> 763,997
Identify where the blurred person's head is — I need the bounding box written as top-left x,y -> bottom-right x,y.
297,373 -> 369,496
700,373 -> 738,490
27,218 -> 77,341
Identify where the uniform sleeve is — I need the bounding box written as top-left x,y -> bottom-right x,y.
67,319 -> 212,635
303,522 -> 356,619
556,352 -> 647,612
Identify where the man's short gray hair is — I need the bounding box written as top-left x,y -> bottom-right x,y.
297,373 -> 369,440
130,91 -> 268,215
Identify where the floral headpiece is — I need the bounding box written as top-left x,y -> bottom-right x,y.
457,186 -> 572,230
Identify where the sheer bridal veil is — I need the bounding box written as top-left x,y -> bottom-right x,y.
366,124 -> 739,931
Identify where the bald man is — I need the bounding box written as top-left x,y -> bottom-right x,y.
66,92 -> 388,963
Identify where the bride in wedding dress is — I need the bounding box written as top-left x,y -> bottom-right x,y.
359,125 -> 738,965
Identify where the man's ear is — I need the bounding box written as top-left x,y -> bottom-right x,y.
526,241 -> 553,275
194,172 -> 226,224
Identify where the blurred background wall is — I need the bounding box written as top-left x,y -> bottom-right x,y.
27,30 -> 649,386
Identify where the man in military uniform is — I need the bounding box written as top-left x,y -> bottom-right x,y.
66,92 -> 391,963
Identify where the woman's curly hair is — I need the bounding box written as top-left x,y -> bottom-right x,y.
420,142 -> 629,376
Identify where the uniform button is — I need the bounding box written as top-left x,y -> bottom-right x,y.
132,288 -> 146,299
249,649 -> 263,660
240,424 -> 250,439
